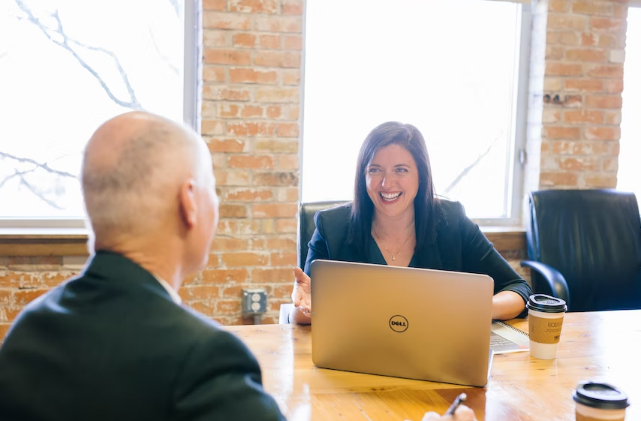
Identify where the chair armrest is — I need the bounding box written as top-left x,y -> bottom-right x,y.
520,260 -> 571,309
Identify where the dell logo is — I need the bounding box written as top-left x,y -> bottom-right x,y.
389,315 -> 409,333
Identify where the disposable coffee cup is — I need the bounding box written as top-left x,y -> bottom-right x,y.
573,381 -> 630,421
526,294 -> 567,359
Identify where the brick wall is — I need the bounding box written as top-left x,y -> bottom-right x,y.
0,0 -> 634,338
534,0 -> 628,189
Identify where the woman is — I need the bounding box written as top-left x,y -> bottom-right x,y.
291,122 -> 531,324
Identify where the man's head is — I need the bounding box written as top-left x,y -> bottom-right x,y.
81,111 -> 218,277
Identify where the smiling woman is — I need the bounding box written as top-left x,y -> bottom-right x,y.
290,121 -> 533,325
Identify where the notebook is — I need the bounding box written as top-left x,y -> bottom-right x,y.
310,260 -> 495,387
491,321 -> 530,354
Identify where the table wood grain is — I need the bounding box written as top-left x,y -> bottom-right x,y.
226,311 -> 640,421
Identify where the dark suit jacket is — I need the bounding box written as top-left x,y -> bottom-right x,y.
304,201 -> 532,310
0,251 -> 285,421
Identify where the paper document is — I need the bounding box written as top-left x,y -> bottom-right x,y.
490,321 -> 529,354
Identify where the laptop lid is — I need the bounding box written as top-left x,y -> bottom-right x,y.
311,260 -> 494,387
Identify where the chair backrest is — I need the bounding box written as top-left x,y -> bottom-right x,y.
298,201 -> 350,269
526,189 -> 641,312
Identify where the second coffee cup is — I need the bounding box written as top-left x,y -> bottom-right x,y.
526,294 -> 567,359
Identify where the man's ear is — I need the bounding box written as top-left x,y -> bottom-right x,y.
179,179 -> 197,229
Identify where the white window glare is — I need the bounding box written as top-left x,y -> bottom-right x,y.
301,0 -> 529,222
0,0 -> 193,224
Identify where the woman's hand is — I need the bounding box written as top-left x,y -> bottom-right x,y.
290,267 -> 312,324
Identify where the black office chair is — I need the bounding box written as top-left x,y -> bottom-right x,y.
297,201 -> 350,268
279,201 -> 349,324
520,189 -> 641,312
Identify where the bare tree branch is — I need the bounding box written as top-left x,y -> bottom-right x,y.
14,0 -> 142,110
168,0 -> 180,16
443,138 -> 499,195
0,168 -> 36,190
148,26 -> 179,75
0,151 -> 77,179
19,176 -> 64,210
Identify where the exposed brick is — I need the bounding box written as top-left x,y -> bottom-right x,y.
255,88 -> 300,103
208,139 -> 247,153
203,12 -> 251,30
227,122 -> 276,136
203,0 -> 226,11
254,171 -> 299,186
232,33 -> 256,48
201,269 -> 249,285
590,17 -> 625,31
218,220 -> 263,236
587,64 -> 623,78
586,126 -> 620,141
207,254 -> 219,267
603,157 -> 619,172
222,253 -> 269,267
201,120 -> 225,135
548,0 -> 570,13
203,66 -> 227,82
271,252 -> 297,266
276,123 -> 299,137
253,51 -> 301,68
229,68 -> 278,84
283,35 -> 302,50
254,16 -> 302,33
603,79 -> 624,93
546,46 -> 564,60
203,30 -> 228,47
229,0 -> 278,14
259,34 -> 281,49
282,0 -> 303,15
219,204 -> 248,218
604,111 -> 622,125
266,105 -> 282,119
211,237 -> 251,251
203,86 -> 252,101
563,110 -> 603,124
0,324 -> 9,342
179,285 -> 220,301
558,157 -> 600,171
277,154 -> 299,169
224,188 -> 273,201
551,140 -> 609,156
265,237 -> 297,250
547,14 -> 588,31
563,95 -> 583,108
586,95 -> 622,109
219,104 -> 239,118
12,289 -> 47,306
216,299 -> 242,314
228,155 -> 274,169
544,126 -> 581,139
564,78 -> 603,91
204,49 -> 252,65
539,171 -> 579,186
565,48 -> 606,62
558,32 -> 579,45
584,173 -> 617,188
545,62 -> 583,76
214,169 -> 251,186
282,69 -> 300,86
255,139 -> 298,153
251,268 -> 293,283
276,219 -> 297,233
240,105 -> 264,118
572,1 -> 612,16
252,203 -> 298,218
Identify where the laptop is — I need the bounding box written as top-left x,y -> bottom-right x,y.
310,260 -> 494,387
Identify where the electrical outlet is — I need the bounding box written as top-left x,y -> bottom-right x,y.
242,288 -> 267,314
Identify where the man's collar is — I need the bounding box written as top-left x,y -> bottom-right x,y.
152,275 -> 182,304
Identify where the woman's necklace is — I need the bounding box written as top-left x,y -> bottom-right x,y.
372,226 -> 414,261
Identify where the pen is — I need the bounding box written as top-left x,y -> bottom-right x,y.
444,393 -> 467,416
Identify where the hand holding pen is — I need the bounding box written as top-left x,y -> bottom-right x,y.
409,393 -> 478,421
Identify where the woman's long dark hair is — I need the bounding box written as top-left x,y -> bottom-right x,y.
348,122 -> 442,252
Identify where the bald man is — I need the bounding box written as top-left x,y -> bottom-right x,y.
0,112 -> 285,421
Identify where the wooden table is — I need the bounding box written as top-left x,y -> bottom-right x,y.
227,311 -> 641,421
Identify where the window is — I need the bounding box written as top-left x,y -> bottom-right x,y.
618,7 -> 641,200
301,0 -> 530,224
0,0 -> 198,227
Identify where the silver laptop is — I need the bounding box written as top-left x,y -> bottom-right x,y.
311,260 -> 494,387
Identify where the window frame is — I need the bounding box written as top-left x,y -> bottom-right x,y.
299,1 -> 532,227
0,0 -> 200,231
